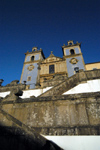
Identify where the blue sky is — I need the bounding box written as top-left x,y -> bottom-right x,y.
0,0 -> 100,86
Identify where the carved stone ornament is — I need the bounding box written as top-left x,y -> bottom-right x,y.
70,58 -> 78,64
27,65 -> 34,71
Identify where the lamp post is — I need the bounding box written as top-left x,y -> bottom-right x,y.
23,81 -> 26,85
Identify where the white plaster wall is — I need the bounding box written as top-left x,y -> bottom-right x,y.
43,87 -> 52,93
45,136 -> 100,150
0,87 -> 52,99
0,91 -> 10,98
20,89 -> 42,98
20,87 -> 52,98
63,79 -> 100,95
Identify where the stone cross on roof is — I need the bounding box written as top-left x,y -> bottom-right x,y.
49,51 -> 54,57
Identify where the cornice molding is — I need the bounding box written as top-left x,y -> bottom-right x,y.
24,60 -> 40,64
40,72 -> 67,77
25,50 -> 45,59
63,53 -> 82,58
25,50 -> 42,55
62,43 -> 81,49
40,59 -> 66,64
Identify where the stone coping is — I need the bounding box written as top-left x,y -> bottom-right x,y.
0,92 -> 100,105
0,84 -> 26,92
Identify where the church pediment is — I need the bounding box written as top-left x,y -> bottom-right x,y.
43,56 -> 62,63
41,51 -> 62,63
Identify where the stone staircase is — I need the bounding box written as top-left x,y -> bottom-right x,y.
39,69 -> 100,97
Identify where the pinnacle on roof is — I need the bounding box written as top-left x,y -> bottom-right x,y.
49,51 -> 55,57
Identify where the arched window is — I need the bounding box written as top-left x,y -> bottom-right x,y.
70,49 -> 75,55
31,56 -> 34,61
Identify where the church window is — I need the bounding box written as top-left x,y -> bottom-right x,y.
74,67 -> 79,73
31,56 -> 34,61
49,65 -> 55,74
70,49 -> 75,55
27,76 -> 31,81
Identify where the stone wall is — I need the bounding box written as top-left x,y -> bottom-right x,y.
0,92 -> 100,135
0,80 -> 26,92
0,107 -> 62,150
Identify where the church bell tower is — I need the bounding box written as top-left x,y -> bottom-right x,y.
62,40 -> 86,77
20,47 -> 45,89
